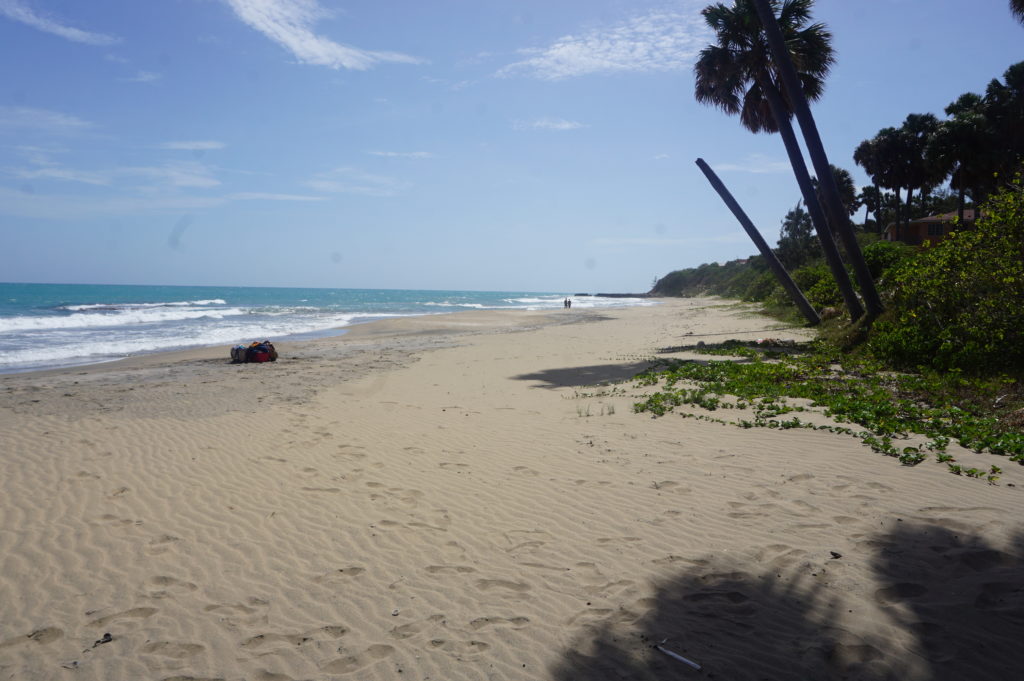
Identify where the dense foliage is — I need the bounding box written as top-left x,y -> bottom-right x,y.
869,181 -> 1024,371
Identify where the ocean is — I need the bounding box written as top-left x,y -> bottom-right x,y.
0,283 -> 653,374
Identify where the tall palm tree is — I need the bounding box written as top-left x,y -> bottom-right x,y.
928,93 -> 999,222
694,0 -> 864,321
898,113 -> 942,227
750,0 -> 883,319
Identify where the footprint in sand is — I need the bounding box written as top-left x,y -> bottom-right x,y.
140,641 -> 205,671
89,607 -> 158,627
145,534 -> 181,556
241,625 -> 347,650
146,576 -> 197,598
583,580 -> 636,598
874,582 -> 929,604
475,579 -> 531,594
0,627 -> 63,649
388,615 -> 446,640
141,641 -> 205,658
203,598 -> 269,626
322,644 -> 394,674
313,567 -> 366,584
468,616 -> 529,630
425,565 -> 477,575
427,638 -> 490,657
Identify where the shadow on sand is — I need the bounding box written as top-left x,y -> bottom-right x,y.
550,521 -> 1024,680
511,362 -> 656,389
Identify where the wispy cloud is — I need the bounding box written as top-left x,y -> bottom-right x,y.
121,71 -> 161,83
124,161 -> 221,188
225,191 -> 326,201
498,4 -> 709,80
712,154 -> 792,174
653,153 -> 670,160
10,166 -> 110,185
367,150 -> 433,159
0,0 -> 119,45
513,117 -> 586,131
160,141 -> 227,151
591,233 -> 746,247
0,106 -> 92,132
224,0 -> 423,70
307,167 -> 403,196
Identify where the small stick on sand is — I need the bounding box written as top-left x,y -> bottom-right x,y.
655,639 -> 701,670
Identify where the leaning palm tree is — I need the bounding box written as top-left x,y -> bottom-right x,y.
750,0 -> 883,319
694,0 -> 864,321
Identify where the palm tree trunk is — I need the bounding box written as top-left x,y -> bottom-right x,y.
695,158 -> 820,326
873,182 -> 882,232
955,166 -> 966,223
760,77 -> 863,321
752,0 -> 883,320
893,188 -> 902,241
905,187 -> 915,239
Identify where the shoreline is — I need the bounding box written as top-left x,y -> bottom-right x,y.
2,297 -> 1021,681
0,296 -> 654,378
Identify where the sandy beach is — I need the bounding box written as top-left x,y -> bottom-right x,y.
1,297 -> 1021,681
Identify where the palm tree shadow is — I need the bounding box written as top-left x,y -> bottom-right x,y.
550,522 -> 1024,680
550,560 -> 901,681
869,521 -> 1024,681
511,362 -> 655,389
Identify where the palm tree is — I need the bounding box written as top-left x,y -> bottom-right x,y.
1012,0 -> 1024,25
812,164 -> 857,216
927,95 -> 997,222
694,0 -> 864,321
750,0 -> 883,319
898,113 -> 942,227
855,127 -> 908,239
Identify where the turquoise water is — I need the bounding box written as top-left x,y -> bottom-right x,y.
0,283 -> 652,373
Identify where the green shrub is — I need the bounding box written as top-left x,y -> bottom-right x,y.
868,180 -> 1024,371
861,240 -> 913,280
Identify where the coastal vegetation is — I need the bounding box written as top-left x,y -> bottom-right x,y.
641,0 -> 1024,475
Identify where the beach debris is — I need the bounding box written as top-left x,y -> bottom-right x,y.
655,639 -> 701,670
61,661 -> 79,670
91,633 -> 113,648
830,551 -> 843,560
391,609 -> 400,617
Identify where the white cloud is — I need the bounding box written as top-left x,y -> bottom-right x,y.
225,191 -> 325,201
498,5 -> 709,80
160,141 -> 227,151
10,166 -> 109,185
513,117 -> 585,131
121,71 -> 161,83
0,186 -> 226,220
712,154 -> 792,174
224,0 -> 423,70
0,0 -> 119,45
307,167 -> 403,196
367,150 -> 433,159
0,106 -> 92,132
653,153 -> 670,160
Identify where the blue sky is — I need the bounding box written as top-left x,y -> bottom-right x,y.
1,0 -> 1021,292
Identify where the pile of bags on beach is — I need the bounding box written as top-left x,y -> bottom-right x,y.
230,340 -> 278,364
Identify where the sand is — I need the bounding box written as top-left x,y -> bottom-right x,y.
1,297 -> 1021,681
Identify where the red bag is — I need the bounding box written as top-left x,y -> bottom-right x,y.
250,351 -> 271,363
